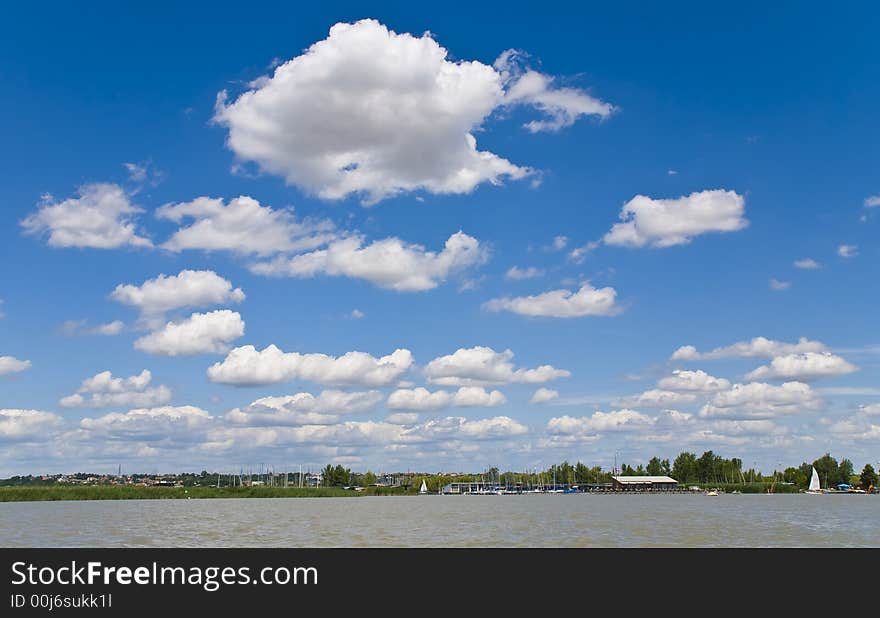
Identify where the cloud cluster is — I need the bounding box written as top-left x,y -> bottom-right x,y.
657,370 -> 731,392
386,386 -> 506,411
547,409 -> 654,437
79,406 -> 213,439
423,346 -> 569,386
699,381 -> 821,419
208,345 -> 413,387
671,337 -> 826,361
226,390 -> 383,426
156,196 -> 335,256
744,352 -> 857,382
616,389 -> 698,408
59,369 -> 172,409
0,409 -> 63,442
21,183 -> 152,249
250,231 -> 486,291
204,414 -> 526,453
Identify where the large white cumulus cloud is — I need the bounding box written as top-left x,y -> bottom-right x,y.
214,19 -> 612,203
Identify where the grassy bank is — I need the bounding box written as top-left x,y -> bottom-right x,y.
0,485 -> 412,502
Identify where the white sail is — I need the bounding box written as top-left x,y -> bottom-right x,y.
419,479 -> 428,494
809,467 -> 821,492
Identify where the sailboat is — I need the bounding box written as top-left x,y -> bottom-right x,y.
805,467 -> 824,494
419,479 -> 428,494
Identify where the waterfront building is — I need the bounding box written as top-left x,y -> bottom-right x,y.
611,475 -> 678,491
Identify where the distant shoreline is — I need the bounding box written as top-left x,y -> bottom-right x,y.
0,486 -> 390,503
0,482 -> 818,503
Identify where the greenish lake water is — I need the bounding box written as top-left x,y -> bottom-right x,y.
1,494 -> 877,547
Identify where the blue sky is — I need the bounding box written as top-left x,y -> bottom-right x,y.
1,2 -> 878,476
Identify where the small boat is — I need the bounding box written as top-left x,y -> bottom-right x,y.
419,479 -> 428,494
805,467 -> 823,494
705,489 -> 719,496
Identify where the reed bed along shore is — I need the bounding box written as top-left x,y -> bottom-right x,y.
0,485 -> 396,502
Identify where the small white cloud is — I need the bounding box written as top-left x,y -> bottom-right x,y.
864,195 -> 880,208
424,346 -> 569,387
793,258 -> 821,269
602,189 -> 748,248
483,282 -> 620,318
123,162 -> 148,183
134,310 -> 245,356
769,278 -> 791,291
350,309 -> 365,319
744,352 -> 858,382
21,183 -> 152,249
61,320 -> 124,337
123,161 -> 162,187
497,49 -> 615,133
504,266 -> 544,280
550,236 -> 568,251
568,241 -> 600,263
529,387 -> 559,404
838,244 -> 858,258
0,356 -> 31,376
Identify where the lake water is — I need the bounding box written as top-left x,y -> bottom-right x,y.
1,494 -> 878,547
